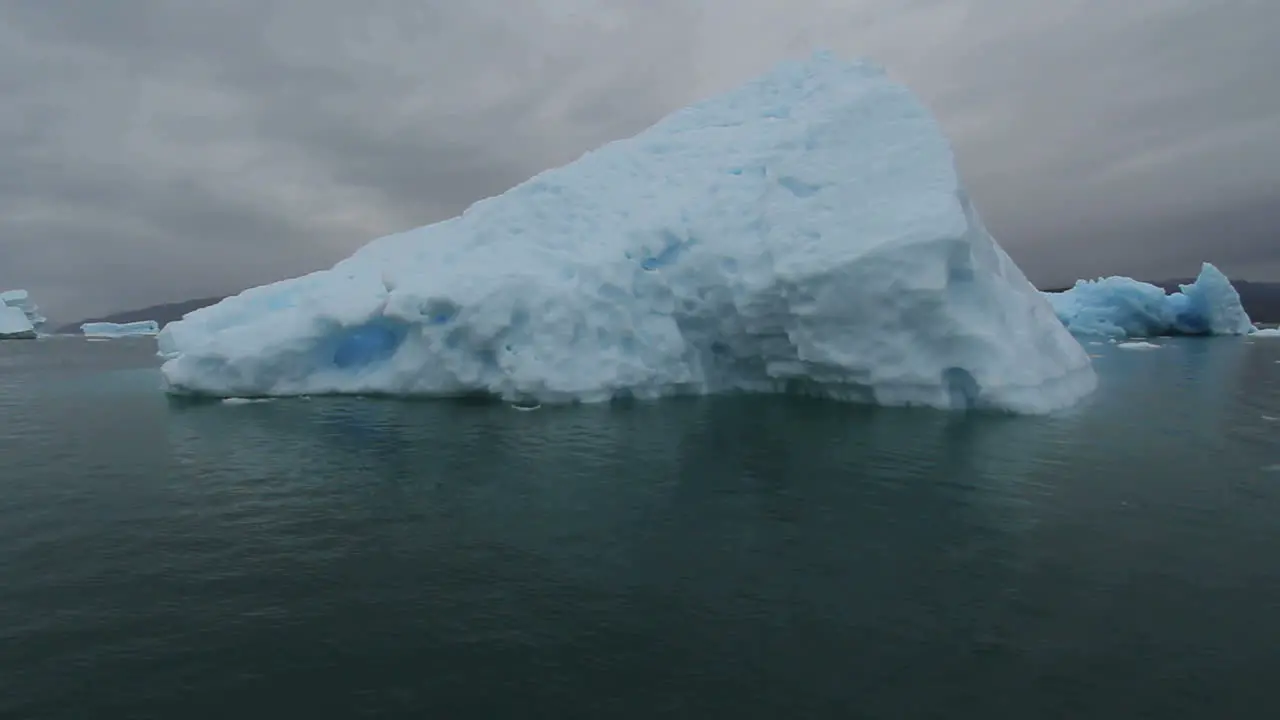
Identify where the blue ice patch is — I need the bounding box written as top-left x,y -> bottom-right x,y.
332,321 -> 407,369
640,231 -> 690,271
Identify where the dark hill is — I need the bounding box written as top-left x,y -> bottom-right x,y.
54,296 -> 225,334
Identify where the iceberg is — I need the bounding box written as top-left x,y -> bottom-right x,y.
82,320 -> 161,338
0,305 -> 36,339
158,52 -> 1097,413
1,288 -> 46,335
1043,263 -> 1255,339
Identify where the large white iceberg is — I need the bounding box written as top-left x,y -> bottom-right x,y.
1043,263 -> 1255,339
0,289 -> 42,339
82,320 -> 161,338
159,52 -> 1097,413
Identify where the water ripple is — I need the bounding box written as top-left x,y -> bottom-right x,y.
2,337 -> 1280,717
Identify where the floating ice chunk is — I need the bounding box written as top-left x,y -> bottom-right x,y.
0,289 -> 46,329
82,321 -> 160,338
158,51 -> 1096,413
1044,263 -> 1254,338
1,289 -> 45,337
221,397 -> 275,405
0,305 -> 36,339
1117,341 -> 1160,350
1254,328 -> 1280,337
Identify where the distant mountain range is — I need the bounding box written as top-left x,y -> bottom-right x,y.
55,278 -> 1280,334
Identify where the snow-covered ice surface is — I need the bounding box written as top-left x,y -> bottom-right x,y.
1043,263 -> 1254,339
159,51 -> 1097,413
82,321 -> 160,338
0,306 -> 36,339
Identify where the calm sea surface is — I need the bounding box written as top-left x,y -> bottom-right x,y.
2,336 -> 1279,719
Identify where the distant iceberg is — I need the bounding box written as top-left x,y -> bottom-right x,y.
157,51 -> 1096,413
0,289 -> 43,339
82,320 -> 160,338
1043,263 -> 1255,339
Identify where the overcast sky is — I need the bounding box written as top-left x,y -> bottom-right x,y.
2,0 -> 1278,321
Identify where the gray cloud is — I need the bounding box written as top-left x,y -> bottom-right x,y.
2,0 -> 1278,320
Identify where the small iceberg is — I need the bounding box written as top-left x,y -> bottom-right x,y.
0,289 -> 45,339
1043,263 -> 1254,339
82,320 -> 161,338
1117,341 -> 1160,350
0,306 -> 36,339
0,289 -> 46,326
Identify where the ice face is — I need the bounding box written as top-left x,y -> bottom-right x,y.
82,321 -> 161,338
1043,263 -> 1255,339
0,289 -> 46,329
0,305 -> 36,339
158,51 -> 1097,413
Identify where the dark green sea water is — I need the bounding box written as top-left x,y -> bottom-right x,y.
2,336 -> 1279,719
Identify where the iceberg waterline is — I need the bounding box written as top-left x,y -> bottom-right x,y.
160,51 -> 1103,412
